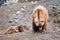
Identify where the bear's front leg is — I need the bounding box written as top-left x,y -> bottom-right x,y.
42,23 -> 47,32
32,21 -> 38,32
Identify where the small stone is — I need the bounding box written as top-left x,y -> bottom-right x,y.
7,9 -> 11,12
9,20 -> 14,23
22,6 -> 26,8
16,11 -> 21,15
31,1 -> 37,4
20,13 -> 23,15
15,19 -> 19,23
14,17 -> 18,19
21,8 -> 25,11
25,0 -> 28,2
34,1 -> 38,4
31,1 -> 34,4
52,6 -> 57,9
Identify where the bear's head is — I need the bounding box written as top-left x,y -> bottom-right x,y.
34,18 -> 45,27
18,25 -> 24,32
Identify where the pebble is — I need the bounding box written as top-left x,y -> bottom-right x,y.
55,27 -> 60,31
31,1 -> 38,4
15,19 -> 19,23
9,19 -> 14,23
25,0 -> 28,2
14,17 -> 18,19
21,8 -> 25,11
52,6 -> 57,9
16,11 -> 21,15
22,6 -> 26,8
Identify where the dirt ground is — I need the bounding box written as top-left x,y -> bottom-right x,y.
0,22 -> 60,40
0,0 -> 60,40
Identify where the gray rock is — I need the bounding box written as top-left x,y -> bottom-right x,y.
21,8 -> 25,11
9,19 -> 14,23
14,19 -> 19,23
16,11 -> 21,15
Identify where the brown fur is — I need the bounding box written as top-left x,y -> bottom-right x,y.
4,25 -> 24,35
18,25 -> 24,32
32,5 -> 48,32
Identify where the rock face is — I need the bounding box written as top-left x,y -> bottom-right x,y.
4,0 -> 18,4
0,0 -> 5,6
0,0 -> 60,40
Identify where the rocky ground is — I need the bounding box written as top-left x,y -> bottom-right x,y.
0,0 -> 60,40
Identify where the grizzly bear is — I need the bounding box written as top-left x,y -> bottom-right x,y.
32,5 -> 48,32
4,25 -> 24,35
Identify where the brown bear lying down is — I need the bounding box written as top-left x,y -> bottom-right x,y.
32,5 -> 49,32
4,25 -> 24,35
